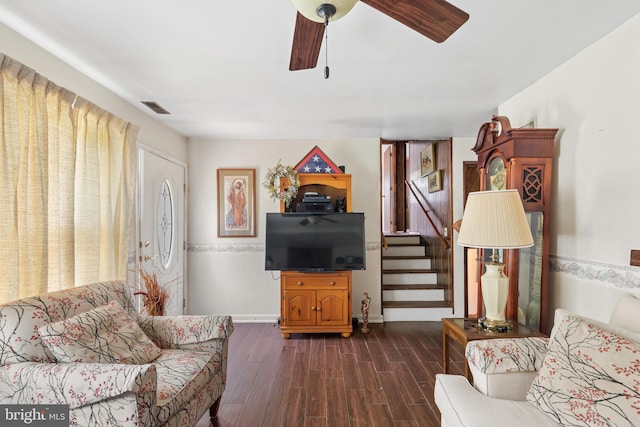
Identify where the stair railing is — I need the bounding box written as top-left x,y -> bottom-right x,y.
404,179 -> 449,249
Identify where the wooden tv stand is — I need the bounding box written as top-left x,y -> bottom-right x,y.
278,173 -> 354,338
280,271 -> 352,338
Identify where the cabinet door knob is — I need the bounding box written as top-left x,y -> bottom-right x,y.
311,306 -> 317,311
297,281 -> 304,286
329,281 -> 336,286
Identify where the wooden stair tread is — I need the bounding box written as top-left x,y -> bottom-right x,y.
382,269 -> 436,274
381,255 -> 431,260
383,284 -> 445,290
384,232 -> 420,235
383,235 -> 442,312
382,301 -> 451,308
384,243 -> 426,247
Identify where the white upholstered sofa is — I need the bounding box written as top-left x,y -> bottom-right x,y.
0,280 -> 234,426
435,294 -> 640,426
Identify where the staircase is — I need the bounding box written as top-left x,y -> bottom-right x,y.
382,233 -> 452,321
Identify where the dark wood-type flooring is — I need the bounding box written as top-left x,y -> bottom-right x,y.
196,321 -> 467,427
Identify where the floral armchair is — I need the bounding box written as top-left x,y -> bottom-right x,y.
0,280 -> 233,426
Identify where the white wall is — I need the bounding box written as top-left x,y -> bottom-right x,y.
498,14 -> 640,327
187,138 -> 382,322
0,22 -> 187,161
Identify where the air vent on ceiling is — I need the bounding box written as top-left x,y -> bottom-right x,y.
141,101 -> 170,115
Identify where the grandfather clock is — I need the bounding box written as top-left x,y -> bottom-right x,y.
472,116 -> 558,333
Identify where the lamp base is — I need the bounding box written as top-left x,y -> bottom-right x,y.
479,259 -> 511,333
479,317 -> 512,332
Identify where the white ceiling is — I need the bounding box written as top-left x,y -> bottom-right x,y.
1,0 -> 639,140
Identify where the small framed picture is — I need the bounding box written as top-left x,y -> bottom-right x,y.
428,170 -> 443,193
217,169 -> 256,237
420,144 -> 436,177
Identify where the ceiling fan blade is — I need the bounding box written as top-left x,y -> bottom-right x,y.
290,12 -> 326,71
361,0 -> 469,43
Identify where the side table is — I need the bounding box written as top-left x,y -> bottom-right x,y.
441,318 -> 545,382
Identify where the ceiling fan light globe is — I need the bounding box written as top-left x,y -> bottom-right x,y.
290,0 -> 359,23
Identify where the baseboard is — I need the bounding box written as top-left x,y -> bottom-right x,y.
231,314 -> 384,330
383,307 -> 453,321
228,314 -> 279,324
229,314 -> 386,324
353,314 -> 385,324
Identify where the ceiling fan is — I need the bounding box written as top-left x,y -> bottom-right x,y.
289,0 -> 469,72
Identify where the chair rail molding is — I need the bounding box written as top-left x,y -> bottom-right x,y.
550,255 -> 640,290
188,244 -> 264,253
188,242 -> 381,254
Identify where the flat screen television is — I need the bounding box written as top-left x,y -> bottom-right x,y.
265,212 -> 366,272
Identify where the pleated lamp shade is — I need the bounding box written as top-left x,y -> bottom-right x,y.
457,190 -> 534,249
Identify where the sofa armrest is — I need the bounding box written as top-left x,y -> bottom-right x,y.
434,374 -> 559,426
138,315 -> 233,349
466,337 -> 548,374
0,362 -> 157,409
465,337 -> 548,400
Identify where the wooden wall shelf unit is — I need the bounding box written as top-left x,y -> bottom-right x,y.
472,116 -> 558,333
281,173 -> 352,213
279,173 -> 353,338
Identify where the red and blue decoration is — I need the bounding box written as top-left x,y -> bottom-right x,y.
295,146 -> 343,174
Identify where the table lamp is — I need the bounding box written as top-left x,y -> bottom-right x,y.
457,190 -> 534,331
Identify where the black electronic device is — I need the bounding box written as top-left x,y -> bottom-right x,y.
265,212 -> 366,272
296,202 -> 333,212
298,191 -> 332,212
302,192 -> 331,203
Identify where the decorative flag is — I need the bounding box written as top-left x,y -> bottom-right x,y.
295,146 -> 343,174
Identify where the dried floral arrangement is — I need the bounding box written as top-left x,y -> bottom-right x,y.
134,269 -> 169,316
263,161 -> 299,208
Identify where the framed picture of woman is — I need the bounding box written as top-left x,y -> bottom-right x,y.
217,168 -> 256,237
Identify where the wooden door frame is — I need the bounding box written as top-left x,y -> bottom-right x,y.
395,142 -> 407,231
462,161 -> 481,317
380,140 -> 407,232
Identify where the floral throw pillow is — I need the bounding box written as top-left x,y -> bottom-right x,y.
527,313 -> 640,426
38,300 -> 162,364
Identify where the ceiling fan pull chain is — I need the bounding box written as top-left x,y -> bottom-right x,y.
315,3 -> 336,79
324,15 -> 330,79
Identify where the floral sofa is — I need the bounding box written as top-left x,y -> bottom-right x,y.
434,294 -> 640,426
0,280 -> 234,426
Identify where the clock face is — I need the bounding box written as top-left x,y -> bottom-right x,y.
488,157 -> 506,191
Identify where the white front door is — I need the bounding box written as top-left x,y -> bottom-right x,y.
138,146 -> 186,315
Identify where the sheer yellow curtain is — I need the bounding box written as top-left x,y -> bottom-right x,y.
0,56 -> 51,301
72,98 -> 137,286
46,81 -> 77,293
0,54 -> 138,302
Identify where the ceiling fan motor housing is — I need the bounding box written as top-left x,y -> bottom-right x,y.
316,3 -> 336,19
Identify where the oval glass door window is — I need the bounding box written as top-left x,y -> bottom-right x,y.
157,180 -> 174,269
